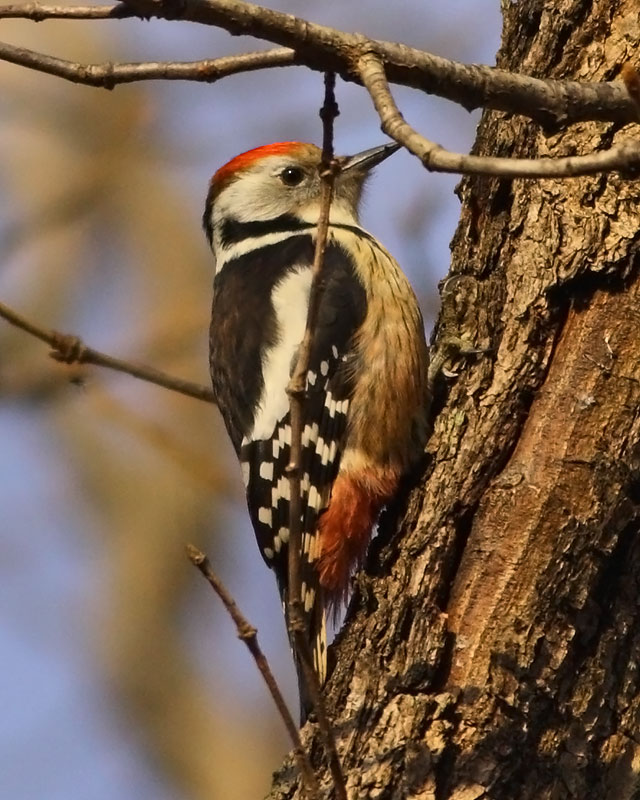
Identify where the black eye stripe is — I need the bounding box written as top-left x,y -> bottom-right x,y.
280,166 -> 305,186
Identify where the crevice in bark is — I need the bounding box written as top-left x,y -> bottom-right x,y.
569,513 -> 638,660
550,1 -> 596,77
368,459 -> 430,575
550,19 -> 580,74
499,1 -> 542,70
430,695 -> 471,800
434,741 -> 460,800
545,257 -> 638,315
429,502 -> 481,693
488,178 -> 514,219
436,504 -> 480,613
430,630 -> 456,695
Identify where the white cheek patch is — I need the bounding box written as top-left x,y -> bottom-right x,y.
215,163 -> 294,223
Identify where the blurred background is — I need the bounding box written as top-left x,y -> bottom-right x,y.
0,3 -> 501,798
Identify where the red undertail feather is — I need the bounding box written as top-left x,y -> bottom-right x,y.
317,470 -> 399,604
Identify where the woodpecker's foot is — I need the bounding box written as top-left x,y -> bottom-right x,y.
428,335 -> 490,388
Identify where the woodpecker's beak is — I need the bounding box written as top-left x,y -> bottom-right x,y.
341,142 -> 401,173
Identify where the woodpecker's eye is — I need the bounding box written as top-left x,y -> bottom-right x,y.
280,166 -> 305,186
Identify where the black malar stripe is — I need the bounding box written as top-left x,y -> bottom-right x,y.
219,214 -> 377,247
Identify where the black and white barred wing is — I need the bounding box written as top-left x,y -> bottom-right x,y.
242,341 -> 353,571
241,347 -> 352,683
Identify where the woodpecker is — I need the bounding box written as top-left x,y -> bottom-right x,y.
204,141 -> 429,716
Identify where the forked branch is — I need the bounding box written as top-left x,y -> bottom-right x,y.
0,0 -> 637,128
359,53 -> 640,179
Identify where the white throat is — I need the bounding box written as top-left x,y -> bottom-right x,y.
210,197 -> 361,270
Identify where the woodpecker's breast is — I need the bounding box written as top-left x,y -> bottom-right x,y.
209,233 -> 367,452
252,266 -> 311,440
329,227 -> 430,473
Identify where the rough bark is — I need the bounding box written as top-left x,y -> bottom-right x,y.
268,1 -> 640,798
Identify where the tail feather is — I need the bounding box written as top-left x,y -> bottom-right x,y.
293,592 -> 327,723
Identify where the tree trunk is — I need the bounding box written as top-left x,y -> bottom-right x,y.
269,2 -> 640,797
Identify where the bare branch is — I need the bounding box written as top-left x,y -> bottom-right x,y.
0,0 -> 636,128
0,2 -> 132,19
359,53 -> 640,179
0,40 -> 296,88
0,300 -> 215,404
285,72 -> 347,800
185,544 -> 321,800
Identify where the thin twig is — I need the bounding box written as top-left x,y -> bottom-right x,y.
0,300 -> 215,404
0,41 -> 296,89
0,1 -> 637,128
185,544 -> 321,799
285,71 -> 348,800
359,52 -> 640,179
